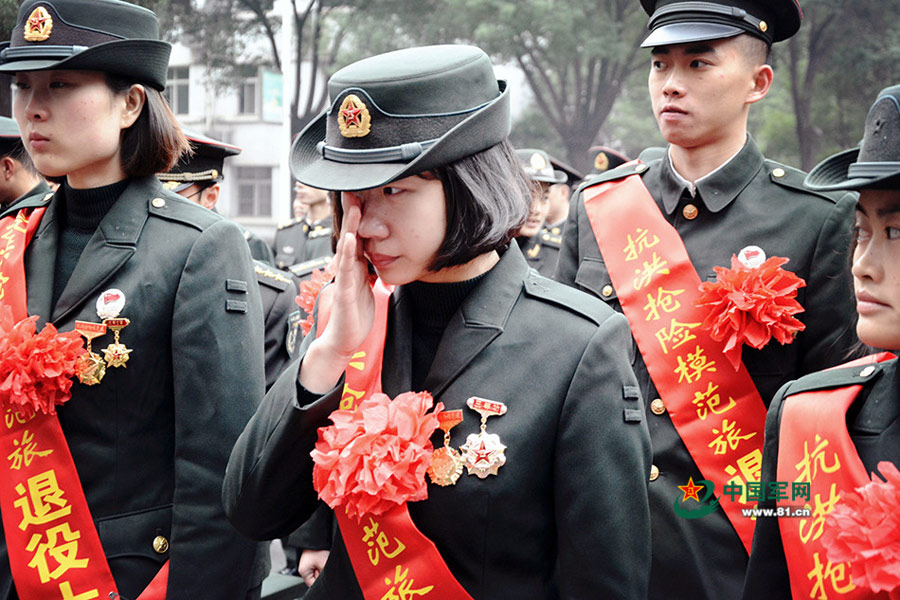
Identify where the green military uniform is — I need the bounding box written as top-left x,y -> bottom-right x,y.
518,226 -> 562,278
253,261 -> 300,390
556,137 -> 857,599
272,216 -> 334,270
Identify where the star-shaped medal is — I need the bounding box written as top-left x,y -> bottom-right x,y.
678,477 -> 704,503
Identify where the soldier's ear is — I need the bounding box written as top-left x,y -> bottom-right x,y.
200,183 -> 220,210
0,156 -> 15,181
119,84 -> 147,130
747,64 -> 773,105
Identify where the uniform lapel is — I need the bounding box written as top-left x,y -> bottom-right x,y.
50,177 -> 155,324
422,244 -> 528,398
24,192 -> 59,326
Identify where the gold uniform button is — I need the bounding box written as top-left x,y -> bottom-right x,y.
649,464 -> 660,481
759,20 -> 768,33
634,163 -> 648,173
151,198 -> 166,208
860,365 -> 876,378
152,535 -> 169,554
682,204 -> 699,220
601,284 -> 614,298
650,398 -> 666,415
772,168 -> 785,178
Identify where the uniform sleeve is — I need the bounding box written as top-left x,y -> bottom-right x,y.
262,280 -> 299,390
555,311 -> 652,599
797,192 -> 858,373
223,317 -> 345,541
167,219 -> 267,599
553,190 -> 581,286
742,383 -> 792,598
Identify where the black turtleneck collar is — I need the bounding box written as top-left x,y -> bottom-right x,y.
404,272 -> 488,390
60,178 -> 129,230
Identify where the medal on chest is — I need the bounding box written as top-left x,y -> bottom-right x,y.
460,397 -> 507,479
427,409 -> 464,486
96,289 -> 132,368
74,321 -> 108,385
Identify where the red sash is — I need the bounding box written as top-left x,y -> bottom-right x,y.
315,280 -> 475,600
0,208 -> 166,600
777,353 -> 895,599
583,175 -> 767,552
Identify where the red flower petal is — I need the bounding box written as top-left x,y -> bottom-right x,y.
823,462 -> 900,593
0,305 -> 85,418
696,255 -> 807,369
311,390 -> 442,519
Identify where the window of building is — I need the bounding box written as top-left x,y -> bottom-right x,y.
166,66 -> 190,115
239,79 -> 258,115
235,166 -> 272,217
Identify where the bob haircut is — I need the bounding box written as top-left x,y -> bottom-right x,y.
108,74 -> 190,177
331,139 -> 531,272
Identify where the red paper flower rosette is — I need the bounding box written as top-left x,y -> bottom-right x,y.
823,461 -> 900,595
311,391 -> 443,520
696,255 -> 806,369
0,305 -> 86,418
295,265 -> 335,336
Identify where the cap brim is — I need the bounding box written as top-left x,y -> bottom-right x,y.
291,81 -> 511,191
0,40 -> 171,90
805,148 -> 900,191
641,22 -> 743,47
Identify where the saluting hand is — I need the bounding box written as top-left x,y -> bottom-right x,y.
299,193 -> 375,393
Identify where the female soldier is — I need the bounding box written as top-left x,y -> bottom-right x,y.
224,44 -> 651,599
0,0 -> 267,598
742,86 -> 900,599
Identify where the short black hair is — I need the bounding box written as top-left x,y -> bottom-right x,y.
734,33 -> 771,66
107,74 -> 190,177
427,139 -> 531,271
1,138 -> 39,176
331,139 -> 531,273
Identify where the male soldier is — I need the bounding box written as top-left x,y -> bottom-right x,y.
0,116 -> 50,207
544,155 -> 581,236
555,1 -> 857,598
272,182 -> 334,272
159,130 -> 300,390
516,148 -> 567,277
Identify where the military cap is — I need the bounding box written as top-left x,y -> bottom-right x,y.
0,0 -> 171,91
640,0 -> 802,47
290,44 -> 510,191
549,156 -> 584,187
517,149 -> 567,184
159,129 -> 241,193
805,85 -> 900,192
0,117 -> 22,156
589,146 -> 630,174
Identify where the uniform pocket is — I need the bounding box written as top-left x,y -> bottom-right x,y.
97,503 -> 172,564
574,257 -> 617,302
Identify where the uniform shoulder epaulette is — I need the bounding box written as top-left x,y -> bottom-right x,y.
254,262 -> 294,291
522,269 -> 615,326
148,189 -> 222,231
539,229 -> 562,249
576,161 -> 651,195
780,357 -> 894,398
0,190 -> 54,220
308,225 -> 333,240
289,256 -> 333,279
277,217 -> 302,230
764,160 -> 846,203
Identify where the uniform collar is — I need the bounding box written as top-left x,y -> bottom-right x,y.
659,136 -> 764,215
